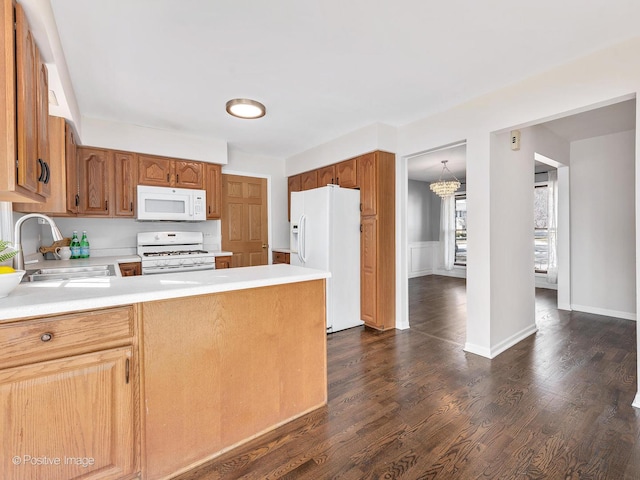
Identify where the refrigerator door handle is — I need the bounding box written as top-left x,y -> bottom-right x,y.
298,214 -> 307,263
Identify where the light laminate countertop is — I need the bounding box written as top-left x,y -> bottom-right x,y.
0,264 -> 329,322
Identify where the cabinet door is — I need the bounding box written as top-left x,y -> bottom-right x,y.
175,161 -> 204,189
301,170 -> 318,191
77,147 -> 112,216
36,58 -> 50,197
215,256 -> 232,269
287,175 -> 301,221
336,158 -> 358,188
12,117 -> 69,214
0,347 -> 135,480
65,122 -> 79,213
317,165 -> 335,187
360,216 -> 379,328
205,163 -> 222,219
14,3 -> 39,195
358,153 -> 377,216
113,151 -> 137,217
119,262 -> 141,276
138,155 -> 173,187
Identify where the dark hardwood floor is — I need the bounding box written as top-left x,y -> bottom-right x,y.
175,275 -> 640,479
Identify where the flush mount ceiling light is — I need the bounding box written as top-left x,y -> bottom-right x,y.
430,160 -> 461,198
225,98 -> 266,119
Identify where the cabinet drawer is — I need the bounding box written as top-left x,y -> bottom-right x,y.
273,252 -> 290,264
0,306 -> 135,368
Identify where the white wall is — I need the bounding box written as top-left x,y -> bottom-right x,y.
286,123 -> 397,175
407,180 -> 439,242
570,130 -> 636,319
80,117 -> 228,164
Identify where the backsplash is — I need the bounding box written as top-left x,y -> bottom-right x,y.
14,213 -> 221,261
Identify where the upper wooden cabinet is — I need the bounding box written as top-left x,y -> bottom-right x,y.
138,155 -> 173,187
317,165 -> 335,187
138,154 -> 204,189
77,147 -> 112,217
204,163 -> 222,219
358,152 -> 377,216
114,151 -> 137,217
77,147 -> 139,218
301,170 -> 318,191
287,174 -> 301,221
336,158 -> 358,188
1,2 -> 51,202
36,58 -> 50,198
14,116 -> 75,215
65,122 -> 78,214
175,160 -> 204,189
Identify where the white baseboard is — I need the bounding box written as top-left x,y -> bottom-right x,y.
408,269 -> 433,278
571,304 -> 637,321
489,324 -> 538,358
463,342 -> 491,359
633,392 -> 640,409
464,323 -> 537,359
433,267 -> 467,278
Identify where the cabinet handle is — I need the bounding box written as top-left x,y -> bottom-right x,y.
360,203 -> 363,212
125,358 -> 130,384
360,224 -> 363,233
105,200 -> 108,211
43,162 -> 51,184
75,194 -> 79,207
208,205 -> 211,214
336,176 -> 339,185
176,174 -> 179,183
37,159 -> 45,182
167,173 -> 170,182
130,202 -> 133,212
40,332 -> 53,342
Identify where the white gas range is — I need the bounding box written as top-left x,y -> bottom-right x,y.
137,231 -> 216,275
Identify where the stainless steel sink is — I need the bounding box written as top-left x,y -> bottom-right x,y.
23,264 -> 116,282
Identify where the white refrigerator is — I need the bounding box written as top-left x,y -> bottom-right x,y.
290,185 -> 363,333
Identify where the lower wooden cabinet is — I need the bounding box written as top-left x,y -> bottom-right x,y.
215,256 -> 232,269
119,261 -> 142,276
0,347 -> 136,480
0,305 -> 138,480
272,251 -> 290,264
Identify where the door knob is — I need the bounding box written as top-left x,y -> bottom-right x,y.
262,244 -> 268,249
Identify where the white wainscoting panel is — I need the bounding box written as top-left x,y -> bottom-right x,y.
408,241 -> 438,278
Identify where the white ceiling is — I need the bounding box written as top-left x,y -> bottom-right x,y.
47,0 -> 640,160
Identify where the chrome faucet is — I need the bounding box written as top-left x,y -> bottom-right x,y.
13,214 -> 64,270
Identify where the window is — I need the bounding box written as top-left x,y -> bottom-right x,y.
534,184 -> 548,273
455,194 -> 466,265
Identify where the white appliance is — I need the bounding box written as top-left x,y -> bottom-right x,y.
290,185 -> 362,333
137,185 -> 206,221
137,231 -> 216,274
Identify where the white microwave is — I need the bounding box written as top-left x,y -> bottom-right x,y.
137,185 -> 206,221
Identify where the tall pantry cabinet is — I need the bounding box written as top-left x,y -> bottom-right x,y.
357,151 -> 395,330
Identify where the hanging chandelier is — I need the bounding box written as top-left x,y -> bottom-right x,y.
429,160 -> 461,198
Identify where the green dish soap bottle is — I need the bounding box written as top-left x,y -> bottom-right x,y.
70,231 -> 81,259
80,231 -> 90,258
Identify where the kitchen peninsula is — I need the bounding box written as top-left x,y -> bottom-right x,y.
0,265 -> 329,480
